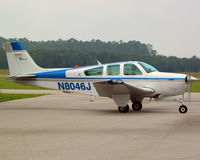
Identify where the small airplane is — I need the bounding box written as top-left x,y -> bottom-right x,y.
3,41 -> 198,113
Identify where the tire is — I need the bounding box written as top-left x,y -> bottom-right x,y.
179,105 -> 188,113
118,105 -> 129,113
132,101 -> 142,111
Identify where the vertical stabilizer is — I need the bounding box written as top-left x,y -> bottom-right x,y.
3,41 -> 44,76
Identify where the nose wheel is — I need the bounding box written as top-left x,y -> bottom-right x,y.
179,105 -> 188,113
118,105 -> 129,113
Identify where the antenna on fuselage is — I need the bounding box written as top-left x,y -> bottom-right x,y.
96,60 -> 101,65
94,57 -> 101,65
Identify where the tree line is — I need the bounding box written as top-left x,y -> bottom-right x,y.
0,36 -> 199,72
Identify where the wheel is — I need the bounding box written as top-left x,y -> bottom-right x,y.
118,105 -> 129,113
179,105 -> 188,113
132,101 -> 142,111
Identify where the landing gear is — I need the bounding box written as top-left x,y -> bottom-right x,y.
178,94 -> 188,114
132,101 -> 142,111
118,105 -> 129,113
179,105 -> 188,114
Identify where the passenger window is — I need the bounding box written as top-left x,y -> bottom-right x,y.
124,64 -> 142,75
107,64 -> 120,75
84,67 -> 103,76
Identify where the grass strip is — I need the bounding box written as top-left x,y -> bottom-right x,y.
0,69 -> 9,75
0,93 -> 47,103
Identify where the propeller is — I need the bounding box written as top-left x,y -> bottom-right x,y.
185,74 -> 198,103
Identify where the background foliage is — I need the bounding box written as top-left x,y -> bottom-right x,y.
0,37 -> 199,72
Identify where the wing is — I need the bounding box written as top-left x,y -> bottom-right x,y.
123,82 -> 154,96
93,80 -> 154,97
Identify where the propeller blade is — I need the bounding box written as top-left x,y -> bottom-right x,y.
188,74 -> 191,104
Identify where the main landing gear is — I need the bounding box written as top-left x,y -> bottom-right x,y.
118,105 -> 129,113
179,105 -> 188,114
118,101 -> 143,113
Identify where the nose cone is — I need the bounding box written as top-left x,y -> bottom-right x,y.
190,76 -> 198,83
186,75 -> 198,83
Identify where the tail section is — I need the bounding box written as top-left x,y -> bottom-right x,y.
3,41 -> 44,76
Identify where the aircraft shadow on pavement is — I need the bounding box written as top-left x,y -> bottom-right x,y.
0,106 -> 177,114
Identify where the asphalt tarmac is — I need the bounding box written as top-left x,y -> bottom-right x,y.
0,92 -> 200,160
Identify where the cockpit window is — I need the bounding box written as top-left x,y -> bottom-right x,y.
84,67 -> 103,76
124,64 -> 142,75
138,62 -> 157,73
107,64 -> 120,75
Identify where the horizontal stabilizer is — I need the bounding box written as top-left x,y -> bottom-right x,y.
8,74 -> 36,80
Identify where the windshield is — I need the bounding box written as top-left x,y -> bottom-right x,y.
138,62 -> 157,73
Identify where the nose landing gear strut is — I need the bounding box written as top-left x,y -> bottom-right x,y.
179,94 -> 188,114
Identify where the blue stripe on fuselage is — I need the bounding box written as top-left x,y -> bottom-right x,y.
34,69 -> 67,78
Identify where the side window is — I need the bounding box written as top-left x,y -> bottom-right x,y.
124,64 -> 142,75
107,64 -> 120,75
84,67 -> 103,76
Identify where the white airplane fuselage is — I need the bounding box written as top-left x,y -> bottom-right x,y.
13,61 -> 187,98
